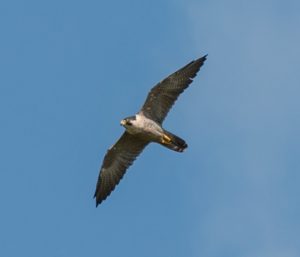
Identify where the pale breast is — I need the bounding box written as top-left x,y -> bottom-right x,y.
128,114 -> 163,140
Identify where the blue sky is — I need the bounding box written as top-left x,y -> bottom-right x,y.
1,0 -> 300,256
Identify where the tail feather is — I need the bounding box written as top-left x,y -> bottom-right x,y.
161,131 -> 187,152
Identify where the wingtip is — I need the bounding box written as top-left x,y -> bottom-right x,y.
94,191 -> 107,207
95,197 -> 102,207
188,55 -> 207,70
198,54 -> 208,62
93,191 -> 101,207
187,54 -> 207,74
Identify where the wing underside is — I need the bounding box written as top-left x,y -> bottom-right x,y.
140,55 -> 207,124
94,132 -> 148,206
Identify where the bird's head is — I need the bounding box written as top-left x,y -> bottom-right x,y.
120,116 -> 135,128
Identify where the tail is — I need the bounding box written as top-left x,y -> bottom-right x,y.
160,130 -> 188,152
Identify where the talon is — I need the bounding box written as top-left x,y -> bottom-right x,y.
163,134 -> 172,142
162,134 -> 172,144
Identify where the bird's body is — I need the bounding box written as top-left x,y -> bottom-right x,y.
122,114 -> 164,141
94,55 -> 207,206
122,114 -> 187,152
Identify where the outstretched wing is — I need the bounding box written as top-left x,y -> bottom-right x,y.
94,132 -> 148,206
139,55 -> 207,124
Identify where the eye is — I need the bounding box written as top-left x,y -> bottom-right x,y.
127,121 -> 132,126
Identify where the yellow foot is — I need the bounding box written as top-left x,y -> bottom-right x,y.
161,134 -> 172,144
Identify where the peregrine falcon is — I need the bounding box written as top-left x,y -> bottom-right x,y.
94,55 -> 207,206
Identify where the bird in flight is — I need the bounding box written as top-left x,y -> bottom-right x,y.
94,55 -> 207,206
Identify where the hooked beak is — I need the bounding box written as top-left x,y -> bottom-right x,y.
120,119 -> 126,126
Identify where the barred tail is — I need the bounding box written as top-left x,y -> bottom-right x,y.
160,130 -> 188,152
